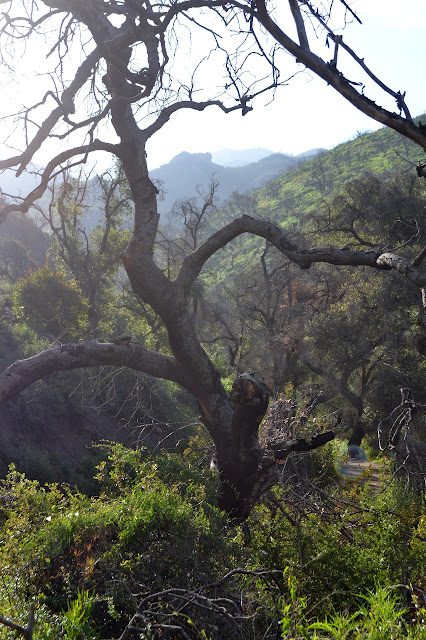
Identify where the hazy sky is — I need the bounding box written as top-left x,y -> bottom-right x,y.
145,0 -> 426,168
0,1 -> 425,172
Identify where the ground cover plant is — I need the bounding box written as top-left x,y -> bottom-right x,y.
0,441 -> 425,638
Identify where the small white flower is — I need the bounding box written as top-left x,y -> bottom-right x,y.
46,516 -> 52,522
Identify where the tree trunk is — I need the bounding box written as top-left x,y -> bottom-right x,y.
115,134 -> 274,519
215,373 -> 270,519
348,423 -> 365,455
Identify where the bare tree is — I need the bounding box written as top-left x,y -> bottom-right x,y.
37,166 -> 130,332
1,0 -> 426,520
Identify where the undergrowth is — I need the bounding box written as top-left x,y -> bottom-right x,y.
0,442 -> 424,639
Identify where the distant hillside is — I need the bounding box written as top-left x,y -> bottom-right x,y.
0,149 -> 324,226
150,149 -> 323,216
1,124 -> 423,233
252,124 -> 426,226
0,211 -> 49,264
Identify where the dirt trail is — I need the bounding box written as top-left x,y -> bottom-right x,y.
338,459 -> 384,492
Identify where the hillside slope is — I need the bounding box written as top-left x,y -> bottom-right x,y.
200,121 -> 426,301
253,125 -> 424,225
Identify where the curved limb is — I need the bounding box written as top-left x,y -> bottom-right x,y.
0,340 -> 188,404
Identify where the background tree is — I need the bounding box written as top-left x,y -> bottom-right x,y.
206,243 -> 335,392
13,264 -> 89,340
35,167 -> 131,334
0,238 -> 36,283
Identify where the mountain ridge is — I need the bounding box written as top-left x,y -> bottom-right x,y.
150,148 -> 324,216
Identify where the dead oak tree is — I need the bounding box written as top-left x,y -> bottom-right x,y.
0,0 -> 426,520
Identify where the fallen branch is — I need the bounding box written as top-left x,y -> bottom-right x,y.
0,604 -> 34,640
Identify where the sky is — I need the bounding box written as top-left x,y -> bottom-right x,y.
0,0 -> 425,173
144,0 -> 426,168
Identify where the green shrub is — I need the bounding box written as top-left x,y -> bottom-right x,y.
0,442 -> 425,639
248,465 -> 426,619
13,265 -> 88,339
0,447 -> 239,637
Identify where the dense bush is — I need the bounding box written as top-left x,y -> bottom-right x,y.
0,442 -> 425,639
13,265 -> 88,340
0,445 -> 241,638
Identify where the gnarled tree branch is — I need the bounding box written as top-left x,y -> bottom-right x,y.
269,430 -> 335,461
0,140 -> 119,223
0,48 -> 100,175
0,340 -> 187,404
176,215 -> 426,298
176,214 -> 383,292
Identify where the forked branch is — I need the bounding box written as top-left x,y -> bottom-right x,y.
0,140 -> 119,223
253,0 -> 426,149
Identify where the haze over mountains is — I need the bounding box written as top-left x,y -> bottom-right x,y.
211,147 -> 274,166
0,147 -> 325,223
211,147 -> 325,167
150,147 -> 324,215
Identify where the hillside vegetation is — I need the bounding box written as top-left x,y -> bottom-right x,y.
254,125 -> 423,223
